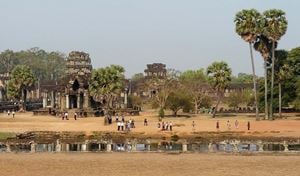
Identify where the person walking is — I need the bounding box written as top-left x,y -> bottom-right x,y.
235,120 -> 239,129
117,121 -> 121,131
192,121 -> 196,132
144,118 -> 148,126
247,121 -> 251,131
169,122 -> 173,131
7,110 -> 10,116
226,120 -> 231,130
216,120 -> 220,130
65,112 -> 69,120
74,112 -> 77,120
12,110 -> 15,118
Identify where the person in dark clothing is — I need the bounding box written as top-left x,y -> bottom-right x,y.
247,121 -> 250,130
216,120 -> 220,130
74,112 -> 77,120
144,118 -> 148,126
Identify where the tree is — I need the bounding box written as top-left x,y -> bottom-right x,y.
180,69 -> 207,113
263,9 -> 288,120
166,91 -> 192,117
231,73 -> 254,84
89,65 -> 125,111
226,90 -> 254,110
235,9 -> 262,120
146,69 -> 180,118
254,35 -> 273,119
278,64 -> 293,117
207,61 -> 232,118
7,65 -> 35,110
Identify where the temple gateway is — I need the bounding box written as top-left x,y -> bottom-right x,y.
40,51 -> 93,111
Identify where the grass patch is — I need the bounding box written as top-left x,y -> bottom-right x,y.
0,132 -> 16,140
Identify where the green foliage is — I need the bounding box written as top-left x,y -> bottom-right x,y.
262,9 -> 288,42
166,91 -> 192,116
234,9 -> 262,42
89,65 -> 125,109
226,90 -> 254,108
7,65 -> 35,108
0,48 -> 66,81
207,61 -> 232,91
158,107 -> 165,118
131,73 -> 144,82
287,47 -> 300,75
231,73 -> 254,84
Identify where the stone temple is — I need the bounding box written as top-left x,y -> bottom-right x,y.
40,51 -> 93,112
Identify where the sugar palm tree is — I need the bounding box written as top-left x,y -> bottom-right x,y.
263,9 -> 288,120
207,61 -> 232,118
234,9 -> 262,120
7,65 -> 35,111
254,35 -> 274,119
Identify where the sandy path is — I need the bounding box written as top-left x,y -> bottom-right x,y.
0,153 -> 299,176
0,112 -> 300,137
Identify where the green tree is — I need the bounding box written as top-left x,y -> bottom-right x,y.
7,65 -> 35,110
254,35 -> 273,119
235,9 -> 262,120
207,61 -> 232,118
278,64 -> 293,117
89,65 -> 125,112
180,69 -> 207,113
263,9 -> 288,120
166,91 -> 192,117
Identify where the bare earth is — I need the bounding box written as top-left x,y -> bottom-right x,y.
0,111 -> 300,137
0,153 -> 300,176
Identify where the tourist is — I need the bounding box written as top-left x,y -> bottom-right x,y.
192,121 -> 196,132
61,112 -> 64,120
12,110 -> 15,118
121,121 -> 124,131
169,122 -> 173,131
226,120 -> 231,130
65,112 -> 69,120
117,121 -> 121,131
116,114 -> 119,122
162,121 -> 165,131
216,120 -> 220,130
157,122 -> 161,129
7,110 -> 10,116
131,119 -> 135,128
235,120 -> 239,129
144,118 -> 148,126
166,122 -> 169,131
247,121 -> 250,131
74,112 -> 77,120
121,115 -> 125,122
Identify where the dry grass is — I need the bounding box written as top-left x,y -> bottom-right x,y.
0,153 -> 299,176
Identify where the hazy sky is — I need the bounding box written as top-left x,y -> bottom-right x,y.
0,0 -> 299,77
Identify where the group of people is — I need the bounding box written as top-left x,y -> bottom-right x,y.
61,112 -> 78,120
7,110 -> 16,118
157,121 -> 173,131
116,116 -> 135,131
216,120 -> 251,131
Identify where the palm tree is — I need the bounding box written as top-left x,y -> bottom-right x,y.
263,9 -> 288,120
234,9 -> 262,120
254,35 -> 273,119
278,64 -> 293,118
207,61 -> 232,118
7,65 -> 35,111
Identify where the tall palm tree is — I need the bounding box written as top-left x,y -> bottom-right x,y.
234,9 -> 262,120
207,61 -> 232,118
278,64 -> 293,118
263,9 -> 288,120
254,35 -> 273,119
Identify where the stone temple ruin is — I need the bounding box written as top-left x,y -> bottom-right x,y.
39,51 -> 93,115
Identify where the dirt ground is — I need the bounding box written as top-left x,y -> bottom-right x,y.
0,153 -> 299,176
0,111 -> 300,137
